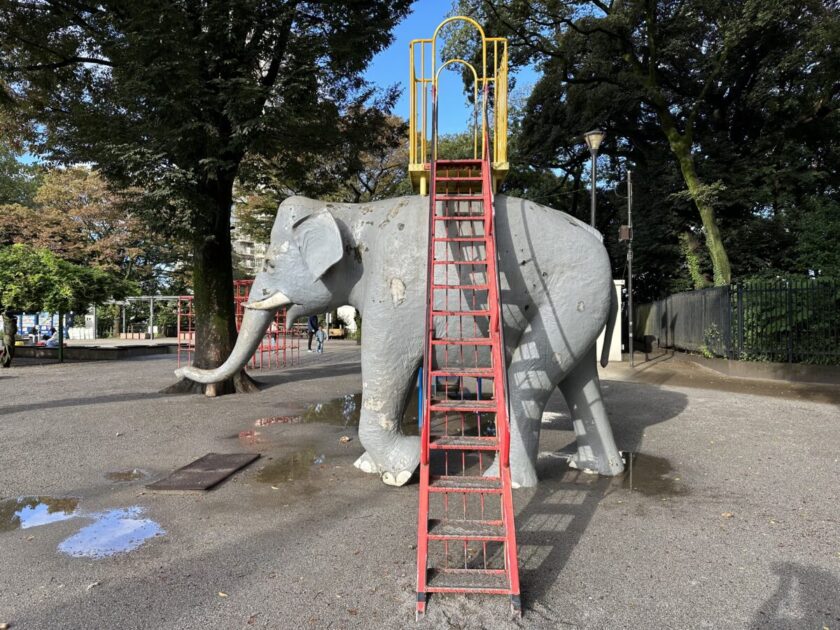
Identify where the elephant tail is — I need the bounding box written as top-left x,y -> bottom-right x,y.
600,283 -> 619,368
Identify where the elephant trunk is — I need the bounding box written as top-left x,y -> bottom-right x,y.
175,306 -> 276,384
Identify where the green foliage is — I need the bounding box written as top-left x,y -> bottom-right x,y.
732,277 -> 840,364
2,1 -> 412,237
679,233 -> 711,290
699,324 -> 724,359
0,244 -> 133,315
0,142 -> 39,207
446,0 -> 840,298
793,197 -> 840,277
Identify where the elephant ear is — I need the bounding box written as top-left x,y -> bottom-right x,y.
292,209 -> 344,281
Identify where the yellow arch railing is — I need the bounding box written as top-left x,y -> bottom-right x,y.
409,16 -> 508,194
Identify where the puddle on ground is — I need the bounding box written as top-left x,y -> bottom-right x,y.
105,469 -> 149,482
303,394 -> 361,427
1,498 -> 164,558
300,392 -> 421,435
58,506 -> 164,559
617,452 -> 688,497
0,496 -> 80,532
255,448 -> 319,484
252,386 -> 492,439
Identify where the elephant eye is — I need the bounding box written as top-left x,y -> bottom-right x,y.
262,259 -> 275,272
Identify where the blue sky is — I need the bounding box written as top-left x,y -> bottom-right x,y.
364,1 -> 538,135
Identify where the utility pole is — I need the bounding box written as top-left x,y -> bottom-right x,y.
617,169 -> 634,367
626,170 -> 634,368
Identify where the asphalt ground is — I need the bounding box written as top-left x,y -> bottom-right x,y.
0,342 -> 838,629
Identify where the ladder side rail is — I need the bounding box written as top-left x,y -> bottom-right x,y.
416,83 -> 439,612
421,83 -> 439,468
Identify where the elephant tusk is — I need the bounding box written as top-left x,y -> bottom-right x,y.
244,290 -> 292,311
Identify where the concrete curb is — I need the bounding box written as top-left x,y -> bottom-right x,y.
667,351 -> 840,385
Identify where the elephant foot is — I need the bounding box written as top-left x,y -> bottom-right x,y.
381,469 -> 413,487
378,434 -> 420,487
354,435 -> 421,487
353,451 -> 382,475
568,445 -> 624,476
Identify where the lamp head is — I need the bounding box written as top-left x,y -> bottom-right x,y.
584,129 -> 607,152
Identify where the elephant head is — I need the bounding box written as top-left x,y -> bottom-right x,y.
176,199 -> 347,384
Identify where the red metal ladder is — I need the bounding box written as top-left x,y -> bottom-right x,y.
415,146 -> 521,617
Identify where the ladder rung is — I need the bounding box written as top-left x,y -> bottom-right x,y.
436,176 -> 482,182
432,260 -> 487,265
431,284 -> 489,291
432,237 -> 486,243
430,475 -> 502,493
427,519 -> 506,541
429,435 -> 499,451
430,399 -> 496,413
435,159 -> 482,165
436,195 -> 483,201
430,337 -> 492,346
426,569 -> 510,594
430,310 -> 491,317
430,367 -> 494,378
434,215 -> 485,221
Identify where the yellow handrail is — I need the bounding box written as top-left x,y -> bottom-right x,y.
408,16 -> 508,195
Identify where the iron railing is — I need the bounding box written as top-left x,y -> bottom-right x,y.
634,279 -> 840,364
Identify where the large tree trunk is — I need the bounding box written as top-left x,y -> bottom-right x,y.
1,313 -> 17,368
662,127 -> 733,286
164,173 -> 257,396
673,145 -> 732,286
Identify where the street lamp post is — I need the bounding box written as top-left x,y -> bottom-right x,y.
584,129 -> 606,227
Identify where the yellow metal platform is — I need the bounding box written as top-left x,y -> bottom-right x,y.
409,16 -> 509,195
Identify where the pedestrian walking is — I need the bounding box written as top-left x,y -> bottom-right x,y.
315,324 -> 326,354
307,315 -> 318,352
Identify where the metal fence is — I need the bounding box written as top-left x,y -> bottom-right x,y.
634,279 -> 840,364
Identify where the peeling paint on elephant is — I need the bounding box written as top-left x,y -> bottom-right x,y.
364,397 -> 385,412
389,278 -> 406,307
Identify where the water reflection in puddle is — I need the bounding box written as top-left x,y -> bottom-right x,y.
300,392 -> 420,435
58,507 -> 164,559
303,394 -> 360,427
619,452 -> 688,497
0,496 -> 80,532
255,448 -> 318,484
0,497 -> 164,558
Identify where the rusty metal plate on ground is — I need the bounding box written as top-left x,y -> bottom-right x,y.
146,453 -> 260,491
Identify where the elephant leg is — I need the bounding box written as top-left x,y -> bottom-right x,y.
353,322 -> 423,487
558,344 -> 624,476
483,316 -> 561,488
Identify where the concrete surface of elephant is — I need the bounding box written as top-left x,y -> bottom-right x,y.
176,195 -> 624,487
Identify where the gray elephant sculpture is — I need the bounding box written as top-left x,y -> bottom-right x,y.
176,194 -> 625,487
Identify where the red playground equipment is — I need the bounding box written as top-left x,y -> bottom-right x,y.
176,280 -> 300,370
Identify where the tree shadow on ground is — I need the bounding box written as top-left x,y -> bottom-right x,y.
514,381 -> 689,606
250,361 -> 362,388
751,561 -> 840,629
0,392 -> 169,417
